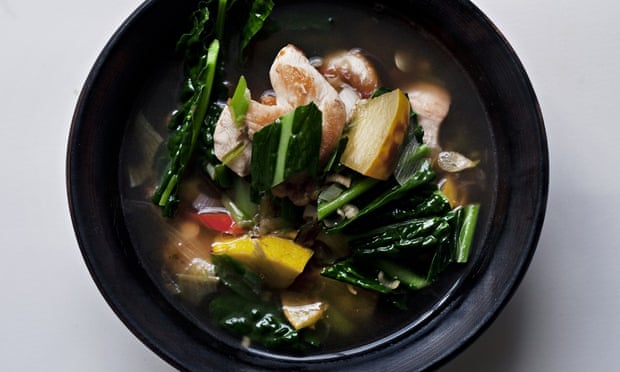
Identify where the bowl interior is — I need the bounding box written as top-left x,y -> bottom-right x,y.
67,0 -> 548,370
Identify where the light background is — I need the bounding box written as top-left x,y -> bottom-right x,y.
1,0 -> 618,370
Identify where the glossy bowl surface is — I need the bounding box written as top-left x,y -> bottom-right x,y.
67,0 -> 548,370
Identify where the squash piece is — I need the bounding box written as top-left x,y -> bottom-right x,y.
441,175 -> 466,208
341,89 -> 410,180
281,291 -> 327,330
211,235 -> 313,289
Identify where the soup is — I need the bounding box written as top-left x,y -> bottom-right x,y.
120,0 -> 494,358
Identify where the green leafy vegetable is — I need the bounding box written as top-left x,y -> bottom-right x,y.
212,254 -> 262,300
368,190 -> 452,224
240,0 -> 275,56
376,260 -> 430,290
455,203 -> 480,263
250,103 -> 323,196
153,0 -> 274,216
323,158 -> 435,233
351,215 -> 452,257
317,177 -> 378,221
209,255 -> 323,350
220,142 -> 247,165
152,39 -> 221,216
427,235 -> 454,281
394,107 -> 424,185
321,137 -> 348,176
321,259 -> 393,294
229,75 -> 250,127
214,0 -> 228,39
317,139 -> 472,299
209,291 -> 301,348
322,202 -> 479,296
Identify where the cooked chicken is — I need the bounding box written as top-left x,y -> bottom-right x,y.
213,105 -> 252,176
214,45 -> 349,176
263,44 -> 347,161
318,48 -> 379,99
406,82 -> 451,149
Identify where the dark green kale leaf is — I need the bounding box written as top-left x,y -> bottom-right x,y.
209,255 -> 324,350
250,103 -> 323,197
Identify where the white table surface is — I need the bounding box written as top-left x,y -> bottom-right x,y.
2,0 -> 618,370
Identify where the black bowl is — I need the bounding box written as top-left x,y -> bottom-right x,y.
67,0 -> 548,370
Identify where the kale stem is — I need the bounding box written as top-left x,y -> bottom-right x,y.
197,39 -> 220,122
377,260 -> 430,290
158,174 -> 178,207
317,177 -> 378,220
455,203 -> 480,263
215,0 -> 228,40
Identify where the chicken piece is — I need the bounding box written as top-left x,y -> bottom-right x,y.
318,48 -> 379,99
406,82 -> 451,149
213,105 -> 253,176
214,45 -> 347,176
244,99 -> 290,135
252,44 -> 347,162
338,85 -> 361,122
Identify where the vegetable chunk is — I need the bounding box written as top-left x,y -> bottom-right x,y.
212,235 -> 313,288
341,89 -> 410,180
281,291 -> 327,330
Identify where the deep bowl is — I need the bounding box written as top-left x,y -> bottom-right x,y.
67,0 -> 548,370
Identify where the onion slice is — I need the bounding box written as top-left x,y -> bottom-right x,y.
437,151 -> 479,173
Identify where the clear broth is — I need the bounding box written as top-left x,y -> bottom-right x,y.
120,1 -> 495,358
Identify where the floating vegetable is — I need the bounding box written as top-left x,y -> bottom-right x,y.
281,291 -> 328,330
437,150 -> 479,173
194,210 -> 246,234
212,235 -> 314,289
250,103 -> 323,197
340,89 -> 411,180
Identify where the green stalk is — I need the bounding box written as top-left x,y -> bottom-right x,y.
455,204 -> 480,263
215,0 -> 228,40
220,142 -> 247,165
199,39 -> 220,120
152,39 -> 220,216
273,112 -> 294,185
377,260 -> 430,290
157,174 -> 178,207
317,178 -> 379,220
229,75 -> 250,127
323,160 -> 436,232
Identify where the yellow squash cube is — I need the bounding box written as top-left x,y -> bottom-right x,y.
341,89 -> 410,180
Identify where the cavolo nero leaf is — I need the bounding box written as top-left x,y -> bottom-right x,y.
324,158 -> 436,233
250,103 -> 322,196
321,259 -> 393,294
322,203 -> 480,297
209,254 -> 323,350
152,1 -> 224,217
240,0 -> 275,55
209,291 -> 301,349
152,39 -> 221,216
152,0 -> 274,216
